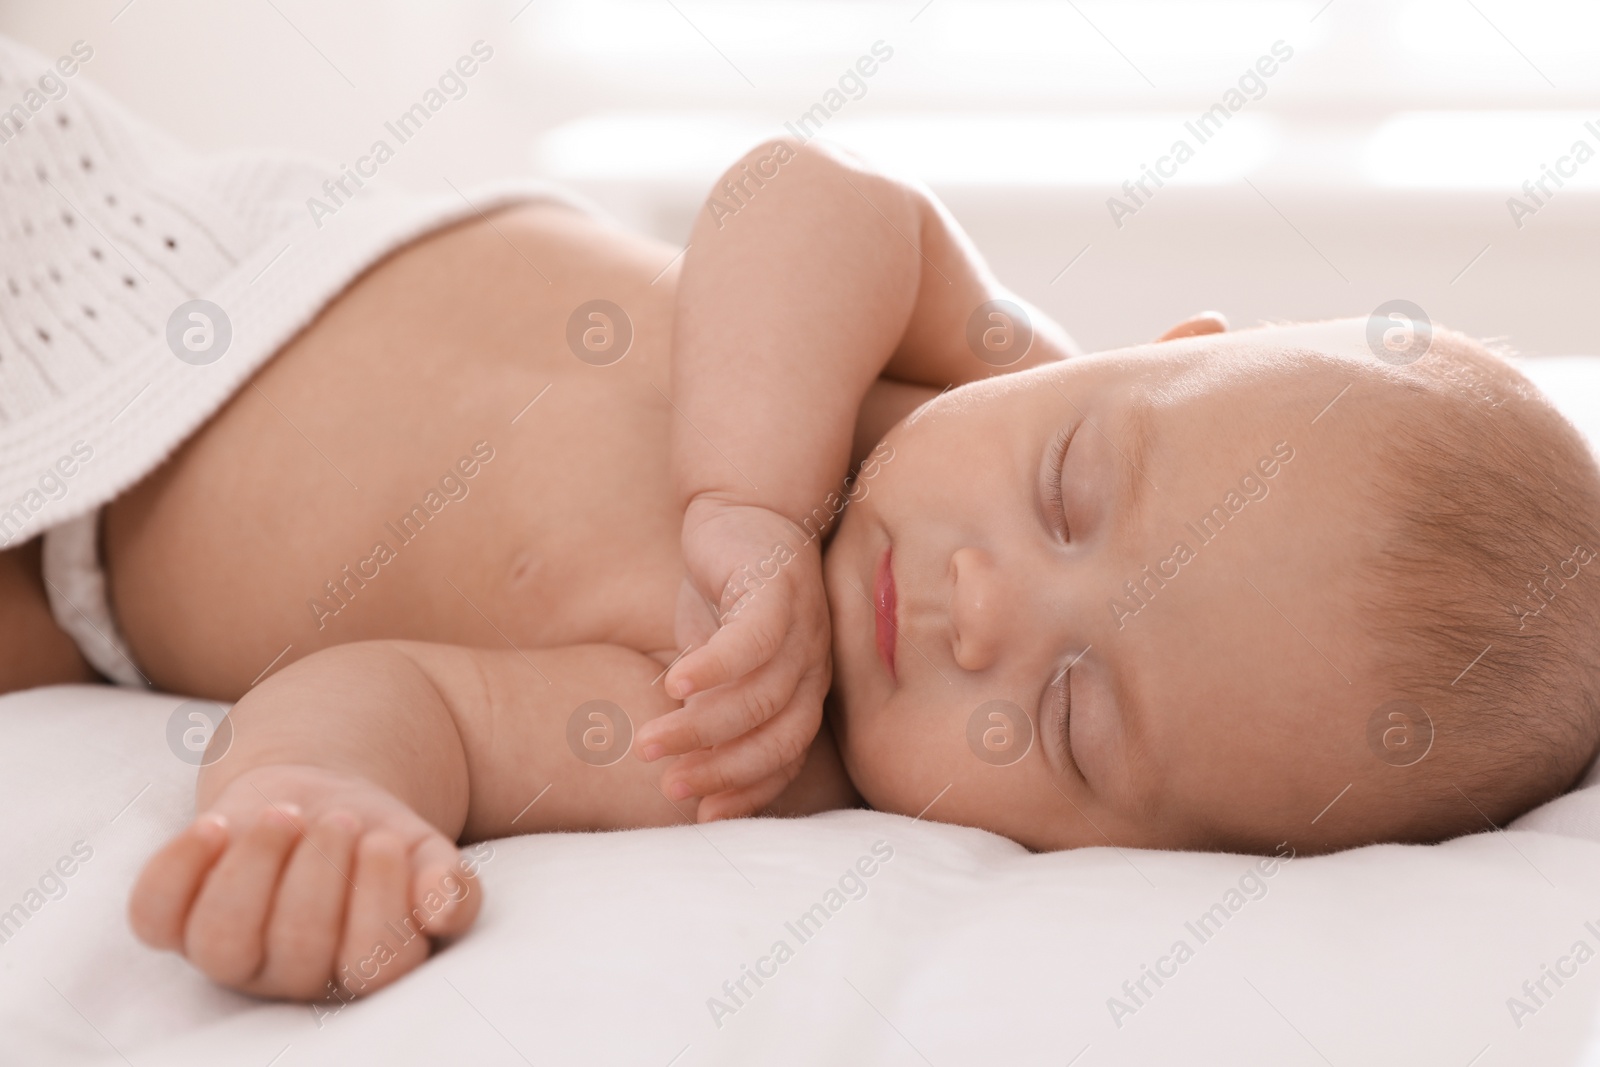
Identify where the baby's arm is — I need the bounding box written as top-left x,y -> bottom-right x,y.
129,639 -> 853,1000
646,139 -> 1072,816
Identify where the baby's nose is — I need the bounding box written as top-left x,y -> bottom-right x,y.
949,547 -> 1008,672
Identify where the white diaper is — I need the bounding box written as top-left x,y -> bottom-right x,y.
41,511 -> 148,689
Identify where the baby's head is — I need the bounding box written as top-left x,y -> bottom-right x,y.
823,317 -> 1600,854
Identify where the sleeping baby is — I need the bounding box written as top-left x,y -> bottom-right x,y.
3,40 -> 1599,1005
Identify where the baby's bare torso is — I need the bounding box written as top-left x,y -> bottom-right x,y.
106,203 -> 688,699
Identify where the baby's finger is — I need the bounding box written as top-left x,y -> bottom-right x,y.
253,811 -> 359,1000
696,768 -> 797,823
661,586 -> 789,700
128,813 -> 229,950
641,650 -> 803,759
409,836 -> 481,939
337,832 -> 429,997
184,806 -> 303,987
663,693 -> 820,803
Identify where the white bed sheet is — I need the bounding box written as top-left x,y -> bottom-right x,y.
5,356 -> 1600,1067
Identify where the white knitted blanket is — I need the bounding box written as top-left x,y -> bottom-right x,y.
0,34 -> 578,548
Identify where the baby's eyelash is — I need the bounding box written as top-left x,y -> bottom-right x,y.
1048,668 -> 1074,771
1045,424 -> 1075,538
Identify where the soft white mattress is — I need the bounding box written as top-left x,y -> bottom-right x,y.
6,357 -> 1600,1067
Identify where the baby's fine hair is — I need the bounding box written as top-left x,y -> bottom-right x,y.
1360,328 -> 1600,837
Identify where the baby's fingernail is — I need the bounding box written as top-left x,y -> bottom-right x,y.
669,781 -> 693,800
641,744 -> 665,762
261,804 -> 300,829
195,813 -> 228,839
669,679 -> 694,699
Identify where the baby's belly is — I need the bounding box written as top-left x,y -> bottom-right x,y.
105,203 -> 686,699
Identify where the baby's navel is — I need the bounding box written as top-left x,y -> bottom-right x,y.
508,550 -> 544,588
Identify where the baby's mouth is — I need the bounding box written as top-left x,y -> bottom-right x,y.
874,546 -> 898,682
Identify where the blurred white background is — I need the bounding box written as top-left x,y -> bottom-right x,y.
3,0 -> 1596,354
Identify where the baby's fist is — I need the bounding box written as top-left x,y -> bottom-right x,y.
640,501 -> 833,820
129,764 -> 480,1001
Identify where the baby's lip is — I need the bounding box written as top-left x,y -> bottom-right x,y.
874,546 -> 898,682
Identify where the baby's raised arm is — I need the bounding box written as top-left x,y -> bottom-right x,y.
643,139 -> 1071,818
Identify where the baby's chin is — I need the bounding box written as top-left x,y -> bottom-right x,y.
818,558 -> 873,792
820,701 -> 900,818
819,647 -> 917,823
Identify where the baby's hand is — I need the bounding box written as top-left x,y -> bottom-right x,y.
128,764 -> 480,1002
641,501 -> 831,821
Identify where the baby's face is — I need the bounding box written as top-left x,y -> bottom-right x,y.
824,321 -> 1398,853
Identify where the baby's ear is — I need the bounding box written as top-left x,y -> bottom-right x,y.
1155,312 -> 1229,342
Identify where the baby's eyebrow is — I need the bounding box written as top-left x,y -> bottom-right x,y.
1109,396 -> 1157,519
